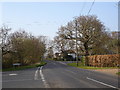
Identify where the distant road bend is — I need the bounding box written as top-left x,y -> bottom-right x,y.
2,60 -> 119,89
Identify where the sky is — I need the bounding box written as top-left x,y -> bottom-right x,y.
1,1 -> 118,40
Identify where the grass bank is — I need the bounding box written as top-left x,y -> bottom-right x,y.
3,61 -> 47,71
67,63 -> 118,69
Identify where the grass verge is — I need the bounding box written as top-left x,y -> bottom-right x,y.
35,61 -> 47,67
3,61 -> 47,71
68,63 -> 120,76
116,72 -> 120,75
67,63 -> 118,69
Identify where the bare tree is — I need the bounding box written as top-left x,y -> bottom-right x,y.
0,25 -> 11,55
55,15 -> 109,65
54,25 -> 75,53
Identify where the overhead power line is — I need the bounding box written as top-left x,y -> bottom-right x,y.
87,0 -> 95,15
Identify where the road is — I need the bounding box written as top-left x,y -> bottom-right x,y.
2,60 -> 119,89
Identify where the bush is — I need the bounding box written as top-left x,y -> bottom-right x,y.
2,53 -> 13,68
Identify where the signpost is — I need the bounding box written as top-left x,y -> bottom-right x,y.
13,63 -> 21,68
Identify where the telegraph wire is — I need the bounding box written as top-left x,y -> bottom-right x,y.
87,0 -> 95,15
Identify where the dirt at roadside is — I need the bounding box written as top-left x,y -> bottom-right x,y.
93,69 -> 119,76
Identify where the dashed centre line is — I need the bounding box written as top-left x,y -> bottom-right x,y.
58,61 -> 66,65
64,69 -> 77,75
9,74 -> 18,76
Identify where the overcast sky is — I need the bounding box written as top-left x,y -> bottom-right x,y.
1,2 -> 118,40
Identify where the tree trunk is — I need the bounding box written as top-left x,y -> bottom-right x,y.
84,42 -> 89,66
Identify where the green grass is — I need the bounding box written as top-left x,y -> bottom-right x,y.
3,61 -> 47,71
35,61 -> 47,67
67,63 -> 118,69
116,72 -> 120,75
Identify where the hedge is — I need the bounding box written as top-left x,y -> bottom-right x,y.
88,54 -> 120,67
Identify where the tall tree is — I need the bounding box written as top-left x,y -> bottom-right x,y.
54,25 -> 75,54
55,15 -> 110,65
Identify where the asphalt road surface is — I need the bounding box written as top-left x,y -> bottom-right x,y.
2,60 -> 119,89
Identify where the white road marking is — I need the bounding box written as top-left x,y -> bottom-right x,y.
40,66 -> 50,88
60,71 -> 98,88
9,74 -> 17,76
86,77 -> 117,89
34,67 -> 40,80
65,69 -> 77,75
58,61 -> 66,65
34,70 -> 38,80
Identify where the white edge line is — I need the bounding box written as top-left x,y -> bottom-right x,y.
86,77 -> 117,89
39,66 -> 50,88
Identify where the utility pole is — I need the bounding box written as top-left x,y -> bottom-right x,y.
75,19 -> 79,66
63,18 -> 79,66
118,0 -> 120,70
1,30 -> 4,64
